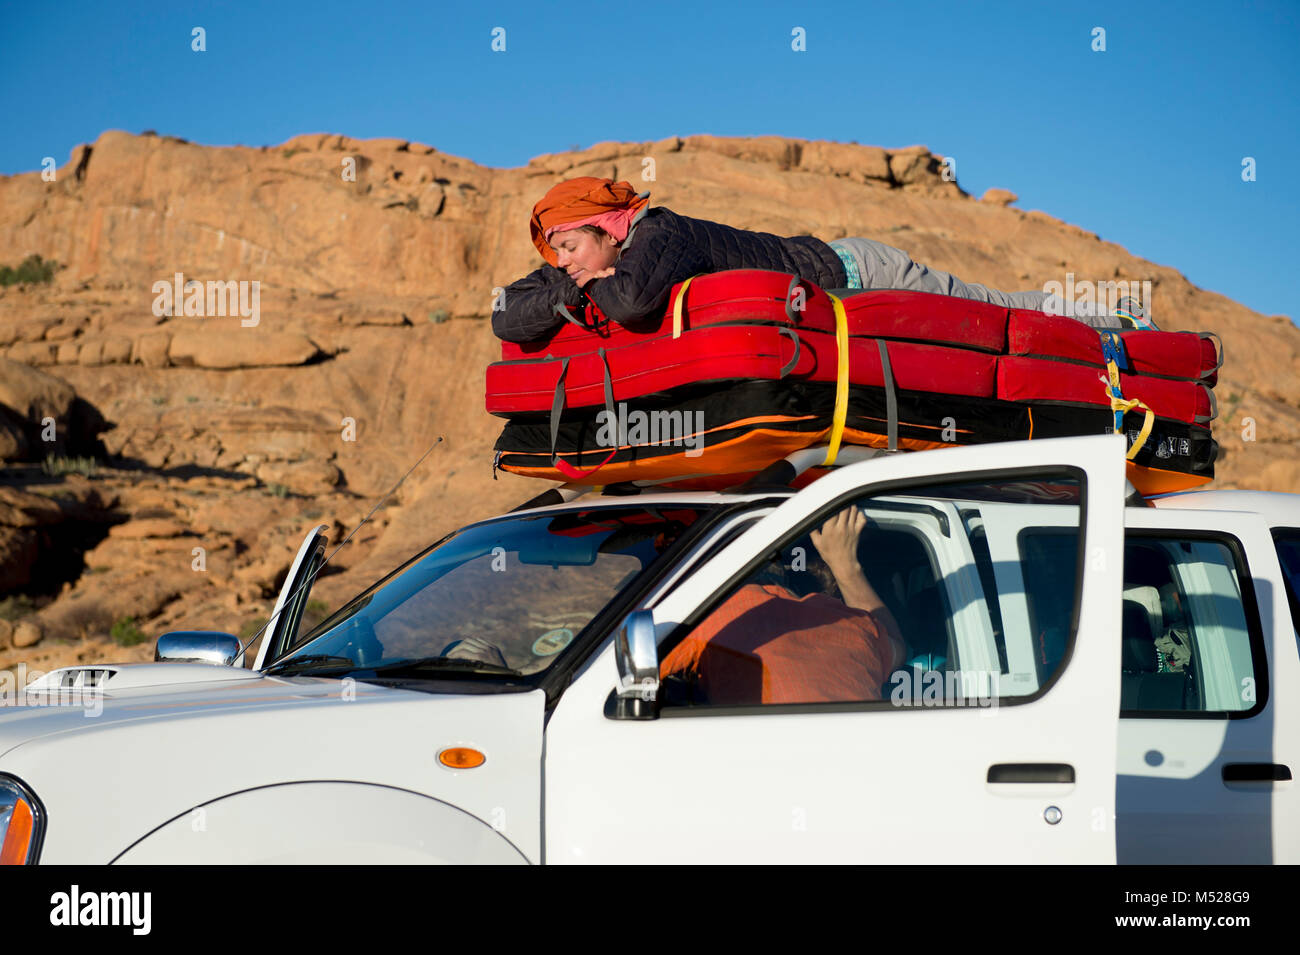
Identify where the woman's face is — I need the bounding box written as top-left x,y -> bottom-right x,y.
551,228 -> 619,286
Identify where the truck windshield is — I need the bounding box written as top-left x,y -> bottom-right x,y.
265,506 -> 704,680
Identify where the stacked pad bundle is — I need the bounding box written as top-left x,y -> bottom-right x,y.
485,270 -> 1220,494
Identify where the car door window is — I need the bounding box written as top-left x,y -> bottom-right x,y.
1119,535 -> 1266,716
1272,530 -> 1300,635
657,474 -> 1085,709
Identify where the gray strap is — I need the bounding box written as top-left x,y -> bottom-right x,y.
554,302 -> 587,330
549,358 -> 570,463
1198,331 -> 1224,379
550,352 -> 615,465
598,347 -> 616,422
622,202 -> 651,250
1197,383 -> 1217,424
877,339 -> 898,451
778,328 -> 801,378
785,275 -> 806,323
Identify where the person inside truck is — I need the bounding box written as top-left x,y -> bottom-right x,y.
658,507 -> 907,706
491,176 -> 1150,344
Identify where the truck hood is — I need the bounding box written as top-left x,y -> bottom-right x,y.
0,663 -> 545,863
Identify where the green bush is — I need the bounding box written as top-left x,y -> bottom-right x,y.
0,254 -> 59,287
110,616 -> 147,647
0,595 -> 37,621
41,454 -> 98,477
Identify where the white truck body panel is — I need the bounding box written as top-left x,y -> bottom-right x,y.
544,435 -> 1128,863
2,435 -> 1297,864
2,673 -> 542,863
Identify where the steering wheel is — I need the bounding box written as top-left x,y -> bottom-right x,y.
339,616 -> 383,666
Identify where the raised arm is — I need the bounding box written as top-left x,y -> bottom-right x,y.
809,509 -> 907,667
491,264 -> 588,343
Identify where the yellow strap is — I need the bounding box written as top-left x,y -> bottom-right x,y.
1103,357 -> 1155,460
822,293 -> 850,466
1106,357 -> 1123,393
671,275 -> 699,339
1112,395 -> 1156,460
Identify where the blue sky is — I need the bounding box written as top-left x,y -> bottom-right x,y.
1,0 -> 1296,321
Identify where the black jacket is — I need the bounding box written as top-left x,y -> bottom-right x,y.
491,206 -> 847,343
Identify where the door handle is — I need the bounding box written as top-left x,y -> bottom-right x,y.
987,763 -> 1076,784
1222,763 -> 1292,783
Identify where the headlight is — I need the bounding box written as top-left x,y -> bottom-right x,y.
0,776 -> 44,865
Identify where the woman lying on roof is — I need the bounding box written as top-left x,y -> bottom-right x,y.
491,176 -> 1152,344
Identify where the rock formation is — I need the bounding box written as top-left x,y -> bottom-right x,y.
1,130 -> 1297,675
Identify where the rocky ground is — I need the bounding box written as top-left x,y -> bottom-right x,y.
1,130 -> 1297,682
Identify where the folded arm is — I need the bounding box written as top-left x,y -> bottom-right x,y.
491,264 -> 588,343
584,221 -> 712,327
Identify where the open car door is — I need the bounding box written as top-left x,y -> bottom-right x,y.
544,434 -> 1128,863
253,523 -> 329,670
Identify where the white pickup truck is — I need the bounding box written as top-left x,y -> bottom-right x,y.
1,433 -> 1296,864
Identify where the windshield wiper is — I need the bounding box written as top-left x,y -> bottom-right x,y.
265,654 -> 356,673
363,657 -> 523,678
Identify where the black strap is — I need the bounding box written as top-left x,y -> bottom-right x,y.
877,339 -> 898,452
778,327 -> 801,378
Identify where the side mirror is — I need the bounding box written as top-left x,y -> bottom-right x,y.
613,610 -> 660,719
155,631 -> 244,667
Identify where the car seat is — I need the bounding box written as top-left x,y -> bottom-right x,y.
1120,590 -> 1187,711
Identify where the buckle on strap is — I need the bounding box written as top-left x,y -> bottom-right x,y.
1099,330 -> 1130,372
1098,335 -> 1154,461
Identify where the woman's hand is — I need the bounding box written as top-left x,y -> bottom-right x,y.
575,265 -> 617,288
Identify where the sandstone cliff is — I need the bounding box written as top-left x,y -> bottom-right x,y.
1,130 -> 1297,673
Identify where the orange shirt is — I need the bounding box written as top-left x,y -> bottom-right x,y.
660,582 -> 903,705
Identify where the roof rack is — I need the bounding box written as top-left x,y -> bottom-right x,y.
1125,480 -> 1151,507
508,444 -> 894,512
508,442 -> 1154,512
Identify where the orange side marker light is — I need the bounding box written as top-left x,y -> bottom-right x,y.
439,747 -> 486,769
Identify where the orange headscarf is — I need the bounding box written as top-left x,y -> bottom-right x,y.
530,177 -> 651,267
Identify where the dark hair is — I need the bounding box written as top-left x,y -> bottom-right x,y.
573,224 -> 611,241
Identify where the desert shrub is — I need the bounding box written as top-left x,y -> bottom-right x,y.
110,616 -> 147,646
41,454 -> 98,476
0,595 -> 37,621
0,254 -> 58,287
